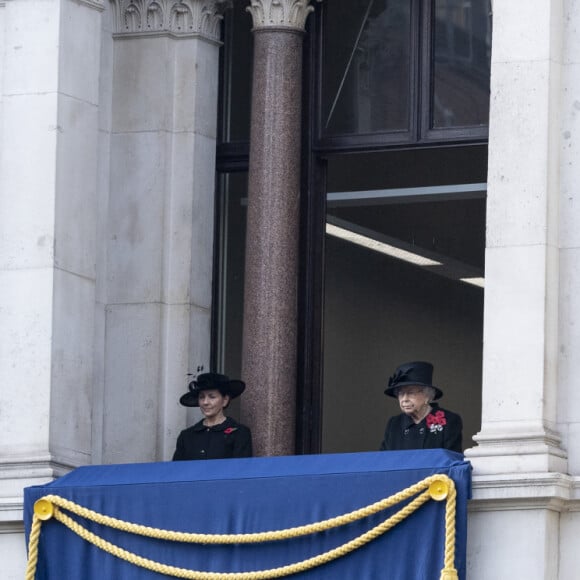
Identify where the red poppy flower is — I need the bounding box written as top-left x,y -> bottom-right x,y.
426,411 -> 446,432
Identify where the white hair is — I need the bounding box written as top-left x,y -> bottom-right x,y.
394,385 -> 437,402
423,386 -> 437,403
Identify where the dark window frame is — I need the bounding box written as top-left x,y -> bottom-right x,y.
420,0 -> 491,142
214,0 -> 491,455
314,0 -> 420,150
313,0 -> 489,153
297,0 -> 490,454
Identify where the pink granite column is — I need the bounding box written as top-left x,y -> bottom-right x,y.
241,1 -> 314,456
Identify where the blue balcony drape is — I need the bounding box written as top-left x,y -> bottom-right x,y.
24,449 -> 470,579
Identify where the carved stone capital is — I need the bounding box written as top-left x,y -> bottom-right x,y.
246,0 -> 315,31
111,0 -> 226,41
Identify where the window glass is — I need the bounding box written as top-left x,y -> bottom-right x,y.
322,149 -> 485,454
219,3 -> 253,143
431,0 -> 492,128
321,0 -> 412,136
214,173 -> 247,378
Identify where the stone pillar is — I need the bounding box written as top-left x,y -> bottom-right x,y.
558,0 -> 580,479
98,0 -> 225,463
465,0 -> 566,475
0,0 -> 104,573
241,0 -> 314,456
465,2 -> 567,579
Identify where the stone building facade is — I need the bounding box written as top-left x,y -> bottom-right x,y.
1,0 -> 580,578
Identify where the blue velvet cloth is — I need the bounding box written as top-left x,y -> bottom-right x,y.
24,450 -> 471,579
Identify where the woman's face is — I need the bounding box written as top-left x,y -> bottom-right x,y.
198,389 -> 230,419
396,386 -> 430,419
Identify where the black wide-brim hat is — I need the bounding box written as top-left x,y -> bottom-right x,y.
384,361 -> 443,400
179,372 -> 246,407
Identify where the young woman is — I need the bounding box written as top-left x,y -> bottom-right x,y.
173,372 -> 253,461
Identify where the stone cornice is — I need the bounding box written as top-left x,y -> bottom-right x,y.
110,0 -> 226,41
246,0 -> 316,31
465,422 -> 568,474
469,472 -> 580,512
0,458 -> 79,524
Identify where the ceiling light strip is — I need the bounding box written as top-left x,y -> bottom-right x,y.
325,223 -> 442,267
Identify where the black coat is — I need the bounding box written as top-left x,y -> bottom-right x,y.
173,416 -> 253,461
380,403 -> 463,453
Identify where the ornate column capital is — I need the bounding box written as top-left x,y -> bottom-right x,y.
246,0 -> 316,32
110,0 -> 227,42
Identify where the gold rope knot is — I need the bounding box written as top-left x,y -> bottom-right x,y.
428,478 -> 449,501
34,498 -> 55,521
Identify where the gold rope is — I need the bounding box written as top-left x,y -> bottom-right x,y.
25,474 -> 458,579
440,480 -> 459,580
24,516 -> 42,580
27,474 -> 443,544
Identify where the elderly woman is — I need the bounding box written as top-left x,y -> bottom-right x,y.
173,372 -> 253,461
380,361 -> 462,452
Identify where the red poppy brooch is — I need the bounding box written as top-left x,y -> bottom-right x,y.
224,427 -> 237,435
426,410 -> 447,433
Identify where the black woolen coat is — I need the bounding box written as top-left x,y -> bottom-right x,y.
380,403 -> 463,453
173,416 -> 253,461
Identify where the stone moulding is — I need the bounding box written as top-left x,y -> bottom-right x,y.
110,0 -> 226,41
246,0 -> 315,31
0,457 -> 75,524
78,0 -> 105,11
2,0 -> 104,8
470,472 -> 580,512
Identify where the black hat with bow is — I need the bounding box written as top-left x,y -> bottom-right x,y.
384,361 -> 443,400
179,372 -> 246,407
